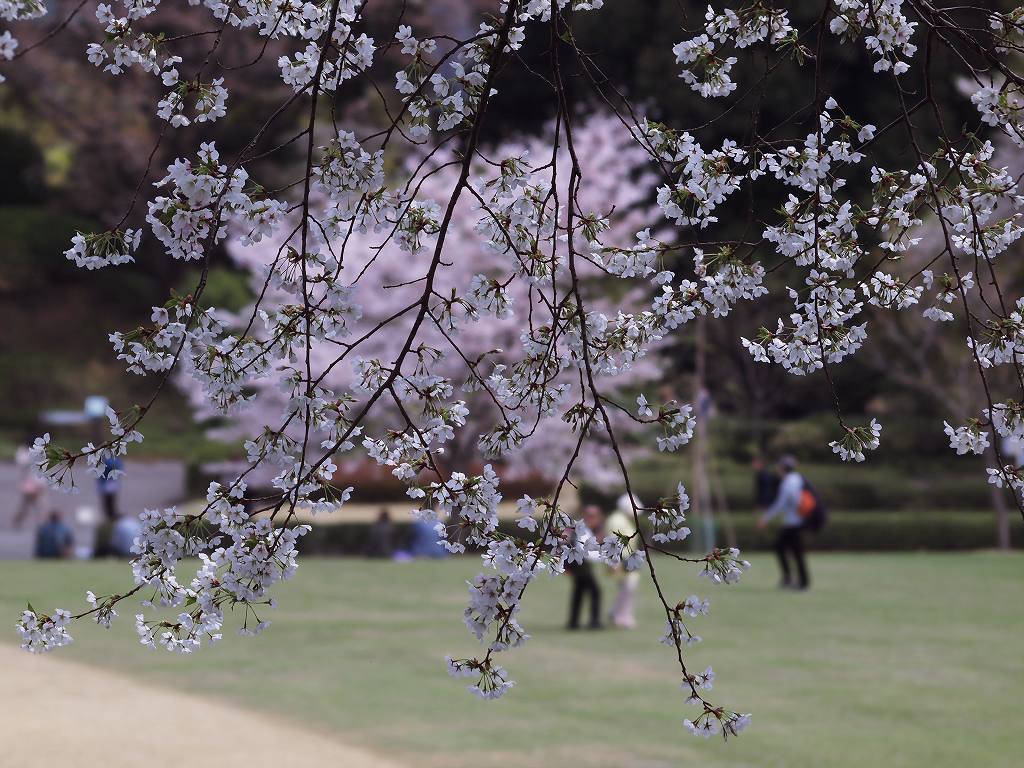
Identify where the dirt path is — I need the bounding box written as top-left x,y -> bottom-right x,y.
0,644 -> 402,767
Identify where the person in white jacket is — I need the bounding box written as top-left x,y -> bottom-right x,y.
757,455 -> 810,590
606,494 -> 641,628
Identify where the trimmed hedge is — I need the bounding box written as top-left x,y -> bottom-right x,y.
604,455 -> 994,512
718,512 -> 1016,551
293,511 -> 1016,555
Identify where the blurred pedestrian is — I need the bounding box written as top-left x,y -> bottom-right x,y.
97,455 -> 124,521
752,455 -> 780,511
12,439 -> 45,528
606,494 -> 641,629
366,508 -> 394,558
109,513 -> 141,557
409,517 -> 447,558
35,510 -> 73,559
567,505 -> 604,630
1002,435 -> 1024,469
757,455 -> 810,590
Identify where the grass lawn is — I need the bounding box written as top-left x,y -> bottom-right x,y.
2,553 -> 1021,767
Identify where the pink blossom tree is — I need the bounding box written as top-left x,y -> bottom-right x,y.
189,111 -> 663,488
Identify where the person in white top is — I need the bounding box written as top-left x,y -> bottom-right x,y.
606,494 -> 641,629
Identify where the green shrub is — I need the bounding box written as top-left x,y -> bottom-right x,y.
0,206 -> 96,289
716,511 -> 1015,551
0,127 -> 46,205
767,415 -> 834,460
589,452 -> 991,512
0,206 -> 164,309
175,267 -> 254,314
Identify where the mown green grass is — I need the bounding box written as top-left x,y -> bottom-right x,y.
2,553 -> 1021,767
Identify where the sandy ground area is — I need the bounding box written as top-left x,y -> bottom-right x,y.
0,643 -> 402,768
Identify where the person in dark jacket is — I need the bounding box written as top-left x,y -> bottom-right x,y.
752,456 -> 780,510
97,456 -> 124,521
35,511 -> 73,559
566,505 -> 605,630
365,508 -> 395,558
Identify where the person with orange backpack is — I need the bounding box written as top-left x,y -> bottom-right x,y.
757,455 -> 823,590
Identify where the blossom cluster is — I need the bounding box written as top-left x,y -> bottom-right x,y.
0,0 -> 46,83
16,607 -> 72,653
147,143 -> 285,261
674,3 -> 794,98
64,229 -> 142,270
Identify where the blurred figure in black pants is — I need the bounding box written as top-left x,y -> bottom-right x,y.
752,455 -> 780,511
365,508 -> 394,558
567,505 -> 604,630
97,455 -> 124,521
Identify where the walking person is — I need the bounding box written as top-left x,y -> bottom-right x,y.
365,508 -> 395,558
757,455 -> 810,590
97,455 -> 124,521
566,505 -> 604,630
606,494 -> 641,629
12,439 -> 45,528
109,512 -> 142,557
